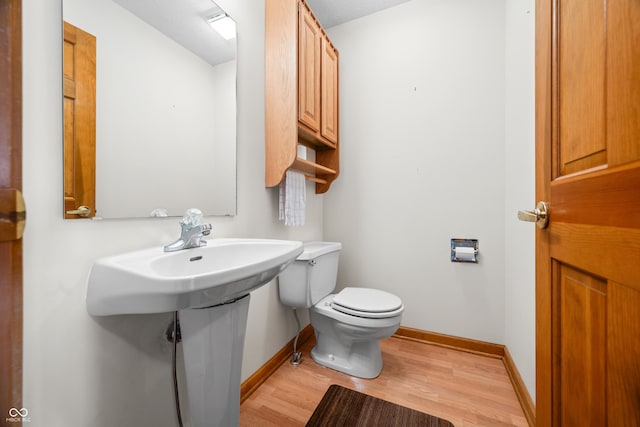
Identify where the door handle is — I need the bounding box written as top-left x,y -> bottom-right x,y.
518,201 -> 549,229
66,205 -> 91,217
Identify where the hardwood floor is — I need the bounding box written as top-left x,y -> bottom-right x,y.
240,336 -> 529,426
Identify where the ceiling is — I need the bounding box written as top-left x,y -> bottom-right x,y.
112,0 -> 411,66
308,0 -> 411,28
112,0 -> 236,66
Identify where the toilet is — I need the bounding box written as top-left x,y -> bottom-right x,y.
278,241 -> 404,379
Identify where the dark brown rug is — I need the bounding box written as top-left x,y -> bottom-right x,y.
306,384 -> 455,426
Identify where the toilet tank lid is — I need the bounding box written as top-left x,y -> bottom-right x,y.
297,241 -> 342,260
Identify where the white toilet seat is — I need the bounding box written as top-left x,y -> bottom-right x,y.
312,295 -> 402,329
331,287 -> 404,319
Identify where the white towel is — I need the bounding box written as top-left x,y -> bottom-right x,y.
279,170 -> 306,226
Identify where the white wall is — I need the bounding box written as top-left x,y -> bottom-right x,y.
324,0 -> 536,398
324,0 -> 508,344
22,0 -> 319,425
504,0 -> 536,401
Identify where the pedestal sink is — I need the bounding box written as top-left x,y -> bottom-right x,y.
87,238 -> 303,426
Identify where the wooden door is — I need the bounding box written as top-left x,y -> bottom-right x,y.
63,21 -> 96,219
297,3 -> 321,133
535,0 -> 640,425
320,37 -> 338,144
0,0 -> 23,417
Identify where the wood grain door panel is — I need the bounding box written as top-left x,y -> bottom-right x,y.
607,282 -> 640,425
557,0 -> 606,176
606,0 -> 640,166
552,263 -> 607,426
537,0 -> 640,424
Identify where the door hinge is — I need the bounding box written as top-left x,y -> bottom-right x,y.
0,188 -> 26,241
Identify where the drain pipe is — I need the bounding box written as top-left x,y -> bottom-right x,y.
166,312 -> 184,427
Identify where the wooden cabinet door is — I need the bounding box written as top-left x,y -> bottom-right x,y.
320,37 -> 338,144
298,3 -> 321,132
536,0 -> 640,425
63,21 -> 96,219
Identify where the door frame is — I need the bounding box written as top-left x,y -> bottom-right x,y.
0,0 -> 23,418
535,0 -> 553,423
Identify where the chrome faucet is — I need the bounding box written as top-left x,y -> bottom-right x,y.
164,209 -> 212,252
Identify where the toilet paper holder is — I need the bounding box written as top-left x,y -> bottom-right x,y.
451,239 -> 479,263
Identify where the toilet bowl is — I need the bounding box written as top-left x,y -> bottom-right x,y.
278,242 -> 404,378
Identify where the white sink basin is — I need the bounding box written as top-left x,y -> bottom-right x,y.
87,238 -> 303,315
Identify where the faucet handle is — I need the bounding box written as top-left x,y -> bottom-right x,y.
181,208 -> 204,228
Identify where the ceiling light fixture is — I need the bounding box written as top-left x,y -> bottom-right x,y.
207,13 -> 236,40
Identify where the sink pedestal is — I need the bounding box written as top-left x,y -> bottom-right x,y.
179,295 -> 250,427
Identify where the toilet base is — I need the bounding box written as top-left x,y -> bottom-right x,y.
310,330 -> 383,379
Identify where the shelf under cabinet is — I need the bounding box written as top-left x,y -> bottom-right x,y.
292,157 -> 337,179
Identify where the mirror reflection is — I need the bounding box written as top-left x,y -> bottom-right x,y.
62,0 -> 237,219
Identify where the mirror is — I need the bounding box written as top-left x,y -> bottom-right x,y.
62,0 -> 237,219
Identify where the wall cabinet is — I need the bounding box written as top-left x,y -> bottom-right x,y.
297,4 -> 321,134
265,0 -> 339,194
320,37 -> 339,144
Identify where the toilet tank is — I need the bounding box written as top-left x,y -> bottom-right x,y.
278,241 -> 341,308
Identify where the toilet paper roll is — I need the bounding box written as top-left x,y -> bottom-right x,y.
454,246 -> 476,261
